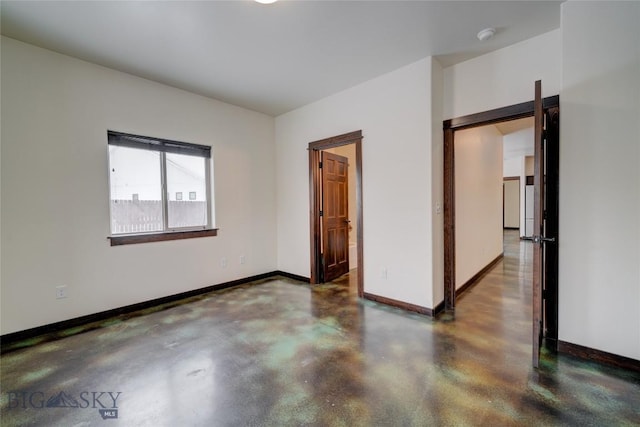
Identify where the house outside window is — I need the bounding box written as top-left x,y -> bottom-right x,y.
108,131 -> 213,237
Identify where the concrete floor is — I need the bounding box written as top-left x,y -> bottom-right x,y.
1,231 -> 639,426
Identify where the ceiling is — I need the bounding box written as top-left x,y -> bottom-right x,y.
495,116 -> 534,136
496,117 -> 534,160
0,1 -> 563,116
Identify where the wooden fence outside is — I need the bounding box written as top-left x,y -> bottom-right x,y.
110,200 -> 207,234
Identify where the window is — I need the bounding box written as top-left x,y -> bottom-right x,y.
108,131 -> 216,245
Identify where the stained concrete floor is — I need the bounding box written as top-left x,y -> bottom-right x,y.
1,231 -> 639,426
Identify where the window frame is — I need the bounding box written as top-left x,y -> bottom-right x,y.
107,130 -> 217,246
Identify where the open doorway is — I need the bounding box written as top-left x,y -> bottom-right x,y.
443,96 -> 560,350
452,117 -> 533,296
452,123 -> 507,297
309,130 -> 364,297
500,117 -> 536,239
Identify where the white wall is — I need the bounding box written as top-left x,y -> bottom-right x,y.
444,29 -> 561,120
276,58 -> 435,308
0,37 -> 277,334
455,126 -> 504,288
503,157 -> 523,178
430,59 -> 445,306
559,2 -> 640,360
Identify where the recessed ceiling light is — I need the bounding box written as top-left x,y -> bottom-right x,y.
255,0 -> 278,4
477,27 -> 496,42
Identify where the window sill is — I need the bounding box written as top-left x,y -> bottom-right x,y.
109,229 -> 218,246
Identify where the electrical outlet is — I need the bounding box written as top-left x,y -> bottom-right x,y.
239,255 -> 246,265
220,257 -> 228,268
55,285 -> 68,299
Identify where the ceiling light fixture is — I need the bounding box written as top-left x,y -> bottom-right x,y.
255,0 -> 278,4
477,27 -> 496,42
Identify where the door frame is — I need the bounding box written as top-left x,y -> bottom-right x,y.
309,130 -> 364,297
443,96 -> 559,327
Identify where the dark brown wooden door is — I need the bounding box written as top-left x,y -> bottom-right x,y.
543,105 -> 560,351
532,80 -> 545,368
322,151 -> 349,282
532,81 -> 560,368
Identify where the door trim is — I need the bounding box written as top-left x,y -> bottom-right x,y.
443,96 -> 559,312
309,130 -> 364,297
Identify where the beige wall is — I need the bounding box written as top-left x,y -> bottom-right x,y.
444,30 -> 561,119
525,156 -> 534,176
455,125 -> 504,288
5,3 -> 636,362
430,59 -> 445,306
443,4 -> 639,360
276,58 -> 437,308
276,27 -> 560,310
1,37 -> 277,334
503,180 -> 520,228
559,1 -> 640,360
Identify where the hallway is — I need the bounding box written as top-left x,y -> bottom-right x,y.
1,233 -> 639,425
